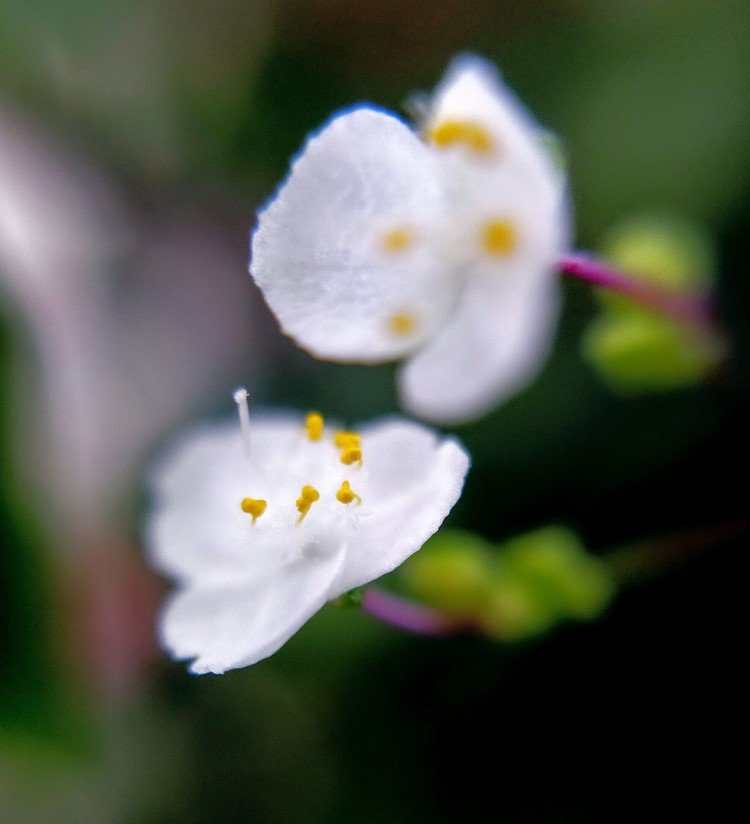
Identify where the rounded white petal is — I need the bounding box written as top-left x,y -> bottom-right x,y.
146,414 -> 325,583
160,545 -> 346,674
402,60 -> 571,425
426,54 -> 562,196
251,106 -> 456,361
331,419 -> 470,596
398,268 -> 561,425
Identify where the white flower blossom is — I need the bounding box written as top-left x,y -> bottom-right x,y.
146,390 -> 469,674
251,54 -> 570,423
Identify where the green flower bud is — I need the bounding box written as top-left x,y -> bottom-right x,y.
333,587 -> 366,608
584,214 -> 723,393
481,528 -> 615,641
402,529 -> 493,617
481,571 -> 558,641
502,527 -> 615,621
583,312 -> 724,393
602,214 -> 715,294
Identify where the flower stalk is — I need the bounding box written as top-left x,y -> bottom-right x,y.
558,252 -> 715,327
361,588 -> 469,636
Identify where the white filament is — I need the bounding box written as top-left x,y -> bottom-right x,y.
233,387 -> 252,458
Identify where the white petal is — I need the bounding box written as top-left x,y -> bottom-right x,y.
161,544 -> 345,674
145,415 -> 303,583
251,106 -> 456,362
401,61 -> 571,425
427,54 -> 562,194
398,267 -> 561,425
331,419 -> 469,595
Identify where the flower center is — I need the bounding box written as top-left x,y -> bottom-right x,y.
427,119 -> 495,156
234,394 -> 366,525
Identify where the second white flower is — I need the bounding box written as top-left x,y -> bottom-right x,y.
251,54 -> 571,423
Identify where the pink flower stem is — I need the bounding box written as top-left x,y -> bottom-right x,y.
558,252 -> 715,328
361,588 -> 467,636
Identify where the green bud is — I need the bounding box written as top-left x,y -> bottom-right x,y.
481,570 -> 558,641
503,527 -> 615,621
583,312 -> 723,393
481,527 -> 615,641
601,214 -> 715,293
333,587 -> 366,609
402,529 -> 493,617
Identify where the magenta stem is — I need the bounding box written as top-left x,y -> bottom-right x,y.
361,588 -> 466,636
558,252 -> 714,327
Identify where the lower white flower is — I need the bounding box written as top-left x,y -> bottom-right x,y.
251,54 -> 570,424
146,390 -> 470,674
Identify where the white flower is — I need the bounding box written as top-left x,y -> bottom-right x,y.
251,54 -> 570,424
146,390 -> 469,674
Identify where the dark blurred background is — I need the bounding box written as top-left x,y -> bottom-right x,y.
1,1 -> 748,821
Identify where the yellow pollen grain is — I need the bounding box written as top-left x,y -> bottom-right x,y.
340,447 -> 363,466
296,484 -> 320,521
336,481 -> 361,505
428,120 -> 494,156
334,430 -> 361,449
381,226 -> 414,253
388,312 -> 418,337
240,497 -> 267,523
481,219 -> 518,257
304,411 -> 324,441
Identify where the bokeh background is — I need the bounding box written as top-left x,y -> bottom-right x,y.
1,1 -> 748,821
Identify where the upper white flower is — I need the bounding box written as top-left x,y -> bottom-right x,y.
251,55 -> 570,424
146,391 -> 469,674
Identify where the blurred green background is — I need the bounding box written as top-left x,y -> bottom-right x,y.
1,1 -> 747,821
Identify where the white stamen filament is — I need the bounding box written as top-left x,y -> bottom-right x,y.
233,387 -> 252,458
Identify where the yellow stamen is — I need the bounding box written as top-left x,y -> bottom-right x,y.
427,120 -> 494,156
304,411 -> 324,441
381,226 -> 414,253
340,447 -> 363,466
333,430 -> 361,449
296,484 -> 320,521
388,312 -> 418,337
240,497 -> 267,523
336,481 -> 361,505
481,219 -> 518,257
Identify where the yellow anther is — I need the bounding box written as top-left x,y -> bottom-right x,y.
381,226 -> 414,253
296,484 -> 320,521
340,447 -> 363,465
336,481 -> 361,506
480,219 -> 518,257
388,312 -> 418,337
334,430 -> 363,465
240,497 -> 267,523
333,430 -> 361,450
427,120 -> 495,156
304,411 -> 324,441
